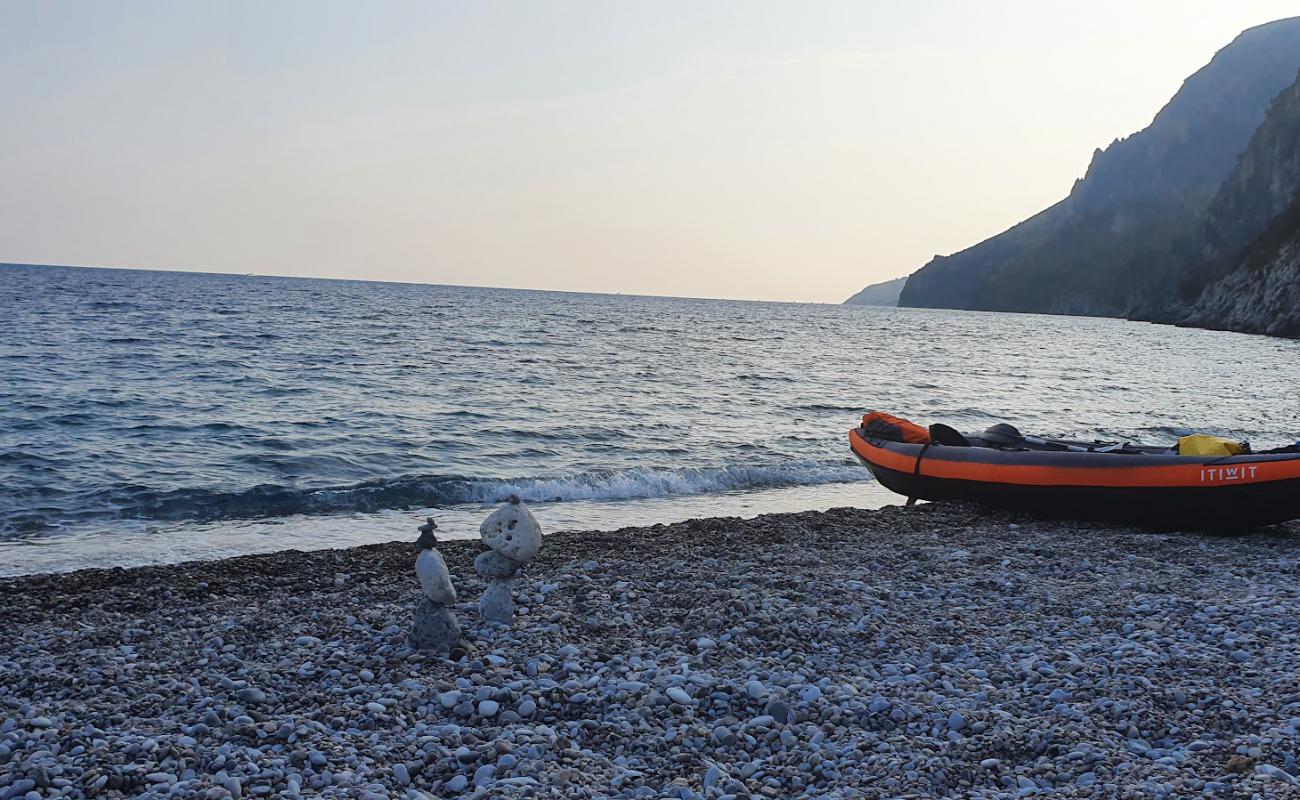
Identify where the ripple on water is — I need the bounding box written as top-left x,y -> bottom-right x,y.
2,263 -> 1300,560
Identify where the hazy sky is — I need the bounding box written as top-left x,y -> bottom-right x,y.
3,2 -> 1298,302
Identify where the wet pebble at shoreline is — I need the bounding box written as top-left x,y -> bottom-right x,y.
2,503 -> 1299,798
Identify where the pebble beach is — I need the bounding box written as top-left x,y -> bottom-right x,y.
3,503 -> 1300,799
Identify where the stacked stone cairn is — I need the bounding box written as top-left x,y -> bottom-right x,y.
475,495 -> 543,625
409,518 -> 462,652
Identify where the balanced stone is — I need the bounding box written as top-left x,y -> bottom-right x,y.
409,518 -> 461,652
479,495 -> 543,562
479,579 -> 516,625
475,496 -> 544,626
411,597 -> 460,652
417,547 -> 457,604
474,550 -> 521,579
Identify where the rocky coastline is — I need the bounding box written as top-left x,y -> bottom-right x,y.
3,504 -> 1300,798
862,19 -> 1300,341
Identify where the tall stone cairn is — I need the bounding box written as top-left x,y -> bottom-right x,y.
410,518 -> 462,652
475,495 -> 543,625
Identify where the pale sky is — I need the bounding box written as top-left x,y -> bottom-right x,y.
3,2 -> 1298,302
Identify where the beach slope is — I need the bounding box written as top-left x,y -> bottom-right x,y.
3,505 -> 1299,798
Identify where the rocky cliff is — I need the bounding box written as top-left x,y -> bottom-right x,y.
1177,195 -> 1300,336
1162,68 -> 1300,317
879,17 -> 1300,319
844,276 -> 906,306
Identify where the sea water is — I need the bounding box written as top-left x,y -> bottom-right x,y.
3,263 -> 1299,574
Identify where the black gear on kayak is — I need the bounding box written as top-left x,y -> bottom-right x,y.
928,423 -> 971,447
982,423 -> 1024,446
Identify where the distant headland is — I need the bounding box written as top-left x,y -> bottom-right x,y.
848,16 -> 1300,338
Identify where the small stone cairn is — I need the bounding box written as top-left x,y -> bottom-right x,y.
410,518 -> 461,652
475,495 -> 543,625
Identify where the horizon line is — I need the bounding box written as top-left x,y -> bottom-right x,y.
3,259 -> 887,307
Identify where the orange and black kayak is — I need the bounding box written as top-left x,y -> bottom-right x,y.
849,412 -> 1300,528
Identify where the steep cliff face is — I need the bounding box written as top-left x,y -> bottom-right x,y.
1176,70 -> 1300,299
1177,190 -> 1300,337
888,16 -> 1300,316
1130,67 -> 1300,336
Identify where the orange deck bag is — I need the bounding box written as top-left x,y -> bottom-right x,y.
861,411 -> 930,444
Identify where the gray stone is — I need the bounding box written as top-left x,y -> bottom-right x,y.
416,547 -> 456,604
235,688 -> 266,705
474,550 -> 521,579
1258,764 -> 1298,784
472,763 -> 495,787
410,596 -> 461,652
763,699 -> 790,723
479,579 -> 515,625
444,774 -> 468,792
415,517 -> 439,549
703,765 -> 723,789
479,496 -> 543,562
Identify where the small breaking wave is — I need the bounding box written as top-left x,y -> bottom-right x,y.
466,462 -> 867,504
1,461 -> 871,535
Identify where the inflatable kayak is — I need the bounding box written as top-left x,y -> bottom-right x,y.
849,412 -> 1300,528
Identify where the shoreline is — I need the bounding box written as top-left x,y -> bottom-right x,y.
3,503 -> 1300,797
0,481 -> 898,579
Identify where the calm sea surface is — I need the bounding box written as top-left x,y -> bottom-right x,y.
4,264 -> 1300,574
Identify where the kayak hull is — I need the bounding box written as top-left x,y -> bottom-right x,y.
849,428 -> 1300,528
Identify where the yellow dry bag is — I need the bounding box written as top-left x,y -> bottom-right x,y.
1177,434 -> 1244,456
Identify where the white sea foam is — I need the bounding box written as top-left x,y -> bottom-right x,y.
455,461 -> 868,504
